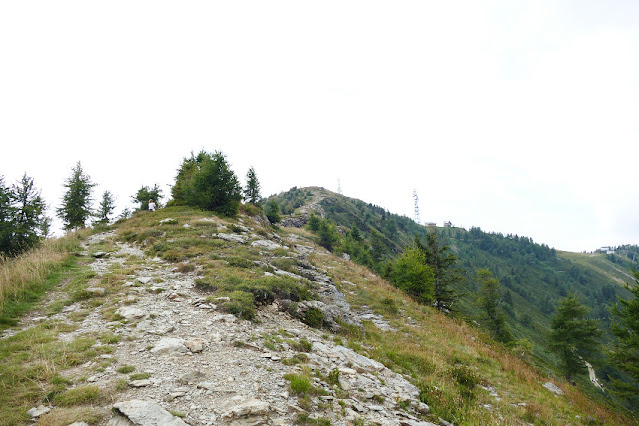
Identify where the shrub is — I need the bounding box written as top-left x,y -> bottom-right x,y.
286,373 -> 312,395
227,257 -> 254,269
390,247 -> 434,304
265,200 -> 281,224
450,365 -> 479,398
302,307 -> 325,328
221,291 -> 255,320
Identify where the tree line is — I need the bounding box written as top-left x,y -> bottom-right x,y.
0,150 -> 264,258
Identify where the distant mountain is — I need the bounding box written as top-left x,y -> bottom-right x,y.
267,186 -> 637,399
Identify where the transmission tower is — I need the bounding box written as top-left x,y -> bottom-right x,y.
337,179 -> 342,195
413,189 -> 420,224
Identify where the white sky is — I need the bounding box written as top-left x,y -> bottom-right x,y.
1,1 -> 638,252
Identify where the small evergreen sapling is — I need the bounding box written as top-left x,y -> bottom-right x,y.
96,190 -> 116,223
244,167 -> 262,204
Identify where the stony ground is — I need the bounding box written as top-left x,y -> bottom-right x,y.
10,228 -> 435,426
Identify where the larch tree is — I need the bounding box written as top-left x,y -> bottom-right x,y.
550,294 -> 601,381
96,190 -> 116,223
244,167 -> 261,204
0,174 -> 49,256
478,269 -> 512,343
171,150 -> 242,216
57,162 -> 96,230
416,230 -> 460,312
609,269 -> 639,397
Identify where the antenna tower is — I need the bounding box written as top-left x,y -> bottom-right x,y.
413,189 -> 420,224
337,179 -> 342,195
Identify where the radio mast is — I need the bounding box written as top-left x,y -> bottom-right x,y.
413,189 -> 420,225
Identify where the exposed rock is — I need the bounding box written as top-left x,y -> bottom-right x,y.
129,379 -> 152,387
221,397 -> 271,419
85,287 -> 106,296
543,382 -> 564,395
109,400 -> 187,425
116,307 -> 147,320
216,233 -> 249,244
280,216 -> 307,227
150,337 -> 188,355
159,218 -> 178,225
92,251 -> 109,258
184,338 -> 206,353
251,239 -> 284,250
178,370 -> 207,385
27,405 -> 51,418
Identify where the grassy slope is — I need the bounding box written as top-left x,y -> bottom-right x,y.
268,186 -> 639,413
0,206 -> 636,424
560,251 -> 636,286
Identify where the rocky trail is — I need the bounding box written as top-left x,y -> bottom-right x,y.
16,228 -> 434,426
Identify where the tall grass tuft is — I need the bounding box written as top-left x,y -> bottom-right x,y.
0,237 -> 75,319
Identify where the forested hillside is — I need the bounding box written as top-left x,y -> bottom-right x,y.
267,186 -> 639,408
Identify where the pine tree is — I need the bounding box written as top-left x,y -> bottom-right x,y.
550,294 -> 601,380
609,269 -> 639,397
244,167 -> 261,204
96,190 -> 116,223
478,269 -> 512,343
57,162 -> 96,230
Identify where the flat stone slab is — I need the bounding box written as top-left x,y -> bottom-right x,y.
216,233 -> 249,244
27,405 -> 51,418
150,337 -> 188,355
109,400 -> 187,425
116,307 -> 146,320
250,239 -> 284,250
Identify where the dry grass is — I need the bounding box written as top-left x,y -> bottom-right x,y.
0,238 -> 71,313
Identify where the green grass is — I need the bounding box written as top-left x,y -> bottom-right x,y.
53,385 -> 103,406
129,372 -> 151,380
117,365 -> 135,374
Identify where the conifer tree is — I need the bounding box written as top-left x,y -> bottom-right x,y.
96,190 -> 116,223
244,167 -> 261,204
478,269 -> 512,343
550,294 -> 601,380
57,162 -> 96,230
416,230 -> 460,312
11,174 -> 47,251
0,176 -> 14,254
609,269 -> 639,397
265,200 -> 281,224
132,184 -> 163,210
0,174 -> 48,256
171,150 -> 242,216
390,243 -> 435,304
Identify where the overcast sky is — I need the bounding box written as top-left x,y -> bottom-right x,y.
1,1 -> 638,252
